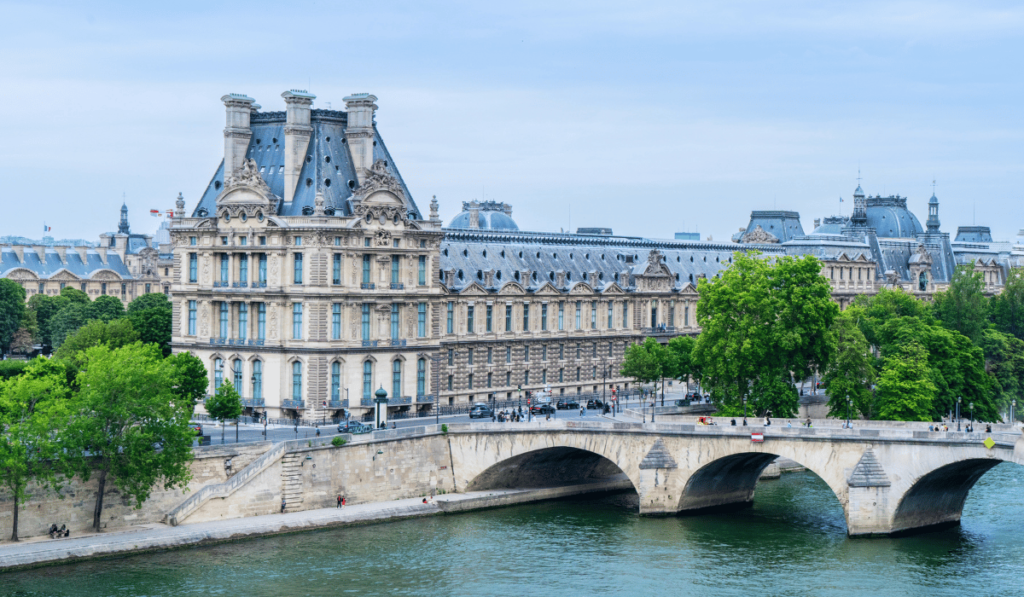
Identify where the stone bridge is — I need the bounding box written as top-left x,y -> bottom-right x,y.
444,420 -> 1024,536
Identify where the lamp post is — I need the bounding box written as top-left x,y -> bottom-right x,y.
969,401 -> 974,428
1012,399 -> 1017,425
846,396 -> 852,429
374,386 -> 389,430
651,384 -> 657,423
957,397 -> 962,431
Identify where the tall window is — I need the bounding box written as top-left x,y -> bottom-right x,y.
292,303 -> 302,339
332,303 -> 341,340
258,254 -> 267,284
467,305 -> 475,334
293,253 -> 303,284
331,362 -> 341,401
505,305 -> 512,331
238,303 -> 248,341
609,342 -> 613,357
363,361 -> 372,400
233,359 -> 243,394
559,344 -> 564,359
468,373 -> 474,390
542,345 -> 548,361
189,253 -> 198,283
523,304 -> 530,330
542,370 -> 547,384
592,343 -> 597,357
447,375 -> 453,391
257,303 -> 266,340
333,254 -> 342,285
214,358 -> 223,389
524,346 -> 530,362
391,304 -> 400,340
188,300 -> 196,335
524,370 -> 530,385
362,303 -> 370,341
418,303 -> 426,337
362,255 -> 371,284
684,305 -> 689,327
391,255 -> 400,285
292,362 -> 302,401
447,302 -> 454,334
541,303 -> 548,331
487,348 -> 493,363
447,349 -> 453,366
252,360 -> 262,400
558,302 -> 564,330
506,371 -> 511,386
486,305 -> 493,332
506,346 -> 511,363
219,302 -> 228,338
591,301 -> 597,329
487,372 -> 493,388
575,301 -> 581,330
220,254 -> 228,284
393,360 -> 402,400
239,254 -> 248,283
623,303 -> 628,328
418,256 -> 427,285
417,358 -> 426,396
608,302 -> 613,328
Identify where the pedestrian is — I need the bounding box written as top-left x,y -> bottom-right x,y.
337,495 -> 343,508
731,419 -> 736,426
742,418 -> 748,426
928,424 -> 934,432
580,406 -> 585,417
805,417 -> 812,428
391,422 -> 397,429
422,498 -> 428,504
341,497 -> 346,508
316,428 -> 321,437
986,424 -> 992,433
281,497 -> 286,513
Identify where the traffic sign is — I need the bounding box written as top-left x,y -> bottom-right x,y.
750,433 -> 764,443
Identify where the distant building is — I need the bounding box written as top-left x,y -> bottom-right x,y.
674,232 -> 700,241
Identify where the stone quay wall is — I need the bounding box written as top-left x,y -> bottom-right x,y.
0,442 -> 272,542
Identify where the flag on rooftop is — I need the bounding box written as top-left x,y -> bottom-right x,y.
43,224 -> 51,232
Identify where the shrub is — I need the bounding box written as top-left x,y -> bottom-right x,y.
0,359 -> 29,380
441,423 -> 448,435
331,436 -> 347,447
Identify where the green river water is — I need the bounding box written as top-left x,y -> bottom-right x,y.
3,465 -> 1024,597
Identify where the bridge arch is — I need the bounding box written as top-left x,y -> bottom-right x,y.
468,446 -> 636,493
891,458 -> 1005,534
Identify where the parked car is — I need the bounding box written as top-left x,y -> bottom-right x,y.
556,399 -> 580,410
530,404 -> 556,415
338,421 -> 371,434
674,399 -> 691,407
190,423 -> 203,436
586,399 -> 604,410
469,403 -> 494,419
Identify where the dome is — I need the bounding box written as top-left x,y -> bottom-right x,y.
447,200 -> 520,231
811,216 -> 849,235
863,195 -> 923,238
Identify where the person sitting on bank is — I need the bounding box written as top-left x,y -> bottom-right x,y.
48,523 -> 59,539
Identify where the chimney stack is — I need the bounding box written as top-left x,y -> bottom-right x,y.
221,93 -> 256,181
54,246 -> 67,264
468,201 -> 480,229
74,246 -> 89,264
282,90 -> 315,203
13,246 -> 24,263
33,246 -> 47,264
342,93 -> 378,184
97,247 -> 108,265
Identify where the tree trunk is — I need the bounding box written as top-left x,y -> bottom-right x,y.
93,469 -> 107,532
10,482 -> 20,542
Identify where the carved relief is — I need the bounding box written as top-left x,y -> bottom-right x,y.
269,254 -> 279,282
374,229 -> 392,246
199,304 -> 210,337
740,225 -> 780,244
269,304 -> 279,339
353,160 -> 406,201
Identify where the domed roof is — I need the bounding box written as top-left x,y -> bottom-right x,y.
863,195 -> 923,238
447,200 -> 520,231
929,193 -> 939,204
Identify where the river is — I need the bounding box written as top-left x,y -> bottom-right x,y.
3,465 -> 1023,596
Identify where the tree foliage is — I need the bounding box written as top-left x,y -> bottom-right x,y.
58,287 -> 89,305
932,263 -> 987,344
0,279 -> 27,353
127,295 -> 172,357
990,268 -> 1024,341
206,380 -> 243,443
875,342 -> 936,421
693,251 -> 837,417
0,357 -> 72,541
127,292 -> 171,314
53,318 -> 139,369
65,343 -> 194,531
89,295 -> 125,322
28,294 -> 68,348
823,309 -> 876,419
48,303 -> 91,350
665,336 -> 699,386
620,337 -> 665,388
168,351 -> 208,412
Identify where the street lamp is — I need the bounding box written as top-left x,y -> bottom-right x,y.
969,401 -> 974,428
846,397 -> 852,429
956,397 -> 962,431
1012,399 -> 1017,425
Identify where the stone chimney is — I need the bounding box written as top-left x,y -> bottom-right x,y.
519,270 -> 532,287
33,246 -> 47,264
282,90 -> 316,203
96,247 -> 108,265
342,93 -> 378,184
74,247 -> 88,263
483,269 -> 495,288
443,269 -> 455,287
504,204 -> 512,217
555,271 -> 567,288
618,271 -> 630,287
54,246 -> 67,264
12,246 -> 24,263
220,93 -> 255,181
468,201 -> 481,229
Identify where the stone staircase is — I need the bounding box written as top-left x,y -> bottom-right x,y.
281,454 -> 304,512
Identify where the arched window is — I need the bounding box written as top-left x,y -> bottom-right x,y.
393,360 -> 402,400
331,362 -> 341,401
233,359 -> 243,394
214,358 -> 223,390
252,360 -> 262,401
363,361 -> 372,400
919,271 -> 928,292
417,358 -> 426,396
292,361 -> 302,402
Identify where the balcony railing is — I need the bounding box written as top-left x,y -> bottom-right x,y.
247,339 -> 265,346
390,339 -> 406,347
362,340 -> 378,347
642,326 -> 677,336
416,394 -> 435,403
280,399 -> 305,409
328,399 -> 347,408
360,397 -> 374,407
390,283 -> 404,290
242,397 -> 265,407
361,283 -> 376,290
389,396 -> 412,405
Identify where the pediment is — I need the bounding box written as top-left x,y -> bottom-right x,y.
50,269 -> 81,281
497,281 -> 526,295
568,281 -> 594,294
677,282 -> 697,294
533,282 -> 562,295
599,282 -> 624,294
4,267 -> 39,280
459,282 -> 488,295
89,269 -> 123,281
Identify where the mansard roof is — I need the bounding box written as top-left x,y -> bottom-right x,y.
193,110 -> 420,220
0,247 -> 132,280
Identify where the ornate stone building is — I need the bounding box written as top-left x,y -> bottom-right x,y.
0,204 -> 167,303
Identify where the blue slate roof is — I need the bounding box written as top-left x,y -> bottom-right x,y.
193,110 -> 420,220
0,247 -> 132,279
954,226 -> 993,243
734,210 -> 805,243
863,195 -> 923,238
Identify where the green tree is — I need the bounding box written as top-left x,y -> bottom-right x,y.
88,295 -> 125,322
823,310 -> 876,419
750,372 -> 800,418
933,263 -> 987,344
65,343 -> 194,532
53,318 -> 139,369
665,336 -> 700,392
0,357 -> 72,541
990,268 -> 1024,341
58,287 -> 90,305
206,381 -> 243,444
168,351 -> 209,412
28,294 -> 68,348
620,337 -> 665,400
48,303 -> 90,350
978,329 -> 1024,416
127,292 -> 171,314
128,307 -> 172,356
0,279 -> 27,354
693,251 -> 837,416
875,342 -> 936,421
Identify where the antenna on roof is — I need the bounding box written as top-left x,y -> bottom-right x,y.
857,168 -> 862,186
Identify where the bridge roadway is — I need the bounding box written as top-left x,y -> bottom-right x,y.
442,419 -> 1024,536
166,418 -> 1024,537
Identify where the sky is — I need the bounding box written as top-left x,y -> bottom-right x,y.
1,0 -> 1022,243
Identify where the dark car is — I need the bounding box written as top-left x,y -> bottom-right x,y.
190,423 -> 203,436
337,421 -> 371,434
586,399 -> 604,409
469,403 -> 494,419
556,399 -> 580,410
530,403 -> 556,415
674,399 -> 691,407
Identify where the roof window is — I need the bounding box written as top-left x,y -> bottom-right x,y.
272,137 -> 278,143
325,136 -> 331,142
325,179 -> 331,187
305,178 -> 312,187
256,139 -> 261,144
306,156 -> 312,163
279,166 -> 284,173
325,156 -> 331,163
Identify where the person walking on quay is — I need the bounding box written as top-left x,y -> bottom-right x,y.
337,495 -> 343,508
341,497 -> 346,508
580,405 -> 585,417
281,497 -> 287,513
